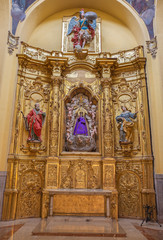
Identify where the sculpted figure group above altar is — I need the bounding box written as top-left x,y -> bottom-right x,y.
67,9 -> 97,49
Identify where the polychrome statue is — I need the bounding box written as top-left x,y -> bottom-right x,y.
66,94 -> 97,152
116,106 -> 137,143
26,103 -> 46,142
73,113 -> 88,136
67,9 -> 97,49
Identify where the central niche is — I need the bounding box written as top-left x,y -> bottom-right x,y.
65,88 -> 98,152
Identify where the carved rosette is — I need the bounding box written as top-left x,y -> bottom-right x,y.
50,77 -> 62,156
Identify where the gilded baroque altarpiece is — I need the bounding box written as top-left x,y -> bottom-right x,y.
2,17 -> 155,220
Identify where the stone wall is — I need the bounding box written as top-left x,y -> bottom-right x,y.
155,174 -> 163,222
0,171 -> 7,219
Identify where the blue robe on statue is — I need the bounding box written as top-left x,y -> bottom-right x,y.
73,117 -> 88,135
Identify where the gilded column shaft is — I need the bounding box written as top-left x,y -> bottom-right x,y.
102,78 -> 113,157
50,77 -> 62,156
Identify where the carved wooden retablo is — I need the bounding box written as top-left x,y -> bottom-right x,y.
2,37 -> 155,220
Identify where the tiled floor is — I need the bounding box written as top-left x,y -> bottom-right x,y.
0,217 -> 162,240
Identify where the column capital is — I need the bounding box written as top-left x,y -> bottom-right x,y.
47,56 -> 68,77
96,58 -> 117,78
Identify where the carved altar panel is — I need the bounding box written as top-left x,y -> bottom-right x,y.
103,164 -> 115,189
118,171 -> 141,218
62,15 -> 101,53
75,169 -> 87,188
59,160 -> 101,189
53,195 -> 105,215
46,164 -> 59,189
87,162 -> 101,189
60,162 -> 73,189
16,170 -> 42,218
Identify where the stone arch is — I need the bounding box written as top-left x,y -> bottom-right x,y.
65,85 -> 98,105
15,0 -> 149,44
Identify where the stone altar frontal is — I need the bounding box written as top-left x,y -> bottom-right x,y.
2,41 -> 155,221
48,189 -> 111,216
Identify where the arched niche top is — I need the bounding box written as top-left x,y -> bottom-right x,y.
65,86 -> 98,105
64,62 -> 97,75
16,0 -> 149,48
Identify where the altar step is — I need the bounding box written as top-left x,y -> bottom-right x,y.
32,216 -> 126,237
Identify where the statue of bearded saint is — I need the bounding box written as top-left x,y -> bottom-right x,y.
67,9 -> 97,49
24,103 -> 46,142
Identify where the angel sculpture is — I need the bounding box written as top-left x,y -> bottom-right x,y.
67,9 -> 97,50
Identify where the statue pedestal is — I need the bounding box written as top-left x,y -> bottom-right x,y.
74,49 -> 88,60
27,141 -> 41,152
120,142 -> 133,156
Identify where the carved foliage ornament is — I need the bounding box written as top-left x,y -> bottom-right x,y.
146,36 -> 157,58
118,172 -> 141,217
60,160 -> 100,189
7,31 -> 19,55
24,77 -> 50,102
47,164 -> 58,188
17,170 -> 42,218
103,165 -> 115,189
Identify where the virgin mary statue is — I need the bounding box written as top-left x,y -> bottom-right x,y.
73,112 -> 88,136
